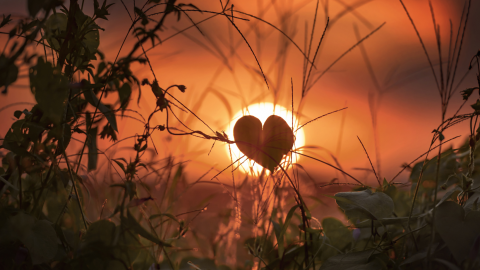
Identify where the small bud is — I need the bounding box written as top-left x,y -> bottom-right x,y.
177,85 -> 186,92
141,78 -> 150,86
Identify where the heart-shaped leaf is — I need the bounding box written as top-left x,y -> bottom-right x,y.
435,201 -> 480,263
233,115 -> 294,172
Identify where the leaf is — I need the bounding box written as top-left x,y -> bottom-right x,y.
149,213 -> 180,224
134,7 -> 149,25
84,88 -> 118,131
44,13 -> 68,51
94,0 -> 113,20
353,212 -> 429,228
84,219 -> 116,245
45,11 -> 100,68
48,124 -> 72,152
87,126 -> 98,171
9,213 -> 58,265
461,87 -> 479,100
118,83 -> 132,109
72,16 -> 100,67
0,54 -> 19,93
472,99 -> 480,112
333,189 -> 394,221
0,14 -> 12,29
433,259 -> 461,270
435,201 -> 480,263
83,220 -> 140,269
22,220 -> 58,264
319,250 -> 388,270
435,185 -> 462,207
125,181 -> 137,200
275,204 -> 299,258
127,197 -> 153,208
30,57 -> 69,125
409,148 -> 457,193
112,158 -> 126,173
28,0 -> 61,17
13,110 -> 23,119
322,217 -> 353,250
100,123 -> 118,142
234,115 -> 294,172
121,211 -> 171,247
465,177 -> 480,214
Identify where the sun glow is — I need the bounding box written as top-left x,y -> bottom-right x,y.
225,103 -> 305,175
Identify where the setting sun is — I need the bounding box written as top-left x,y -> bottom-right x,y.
225,103 -> 305,175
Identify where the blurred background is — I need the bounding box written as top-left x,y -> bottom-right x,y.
1,0 -> 480,264
2,0 -> 479,184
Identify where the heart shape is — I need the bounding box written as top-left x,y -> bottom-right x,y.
233,115 -> 294,172
435,201 -> 480,263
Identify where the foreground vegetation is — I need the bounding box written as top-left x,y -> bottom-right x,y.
0,0 -> 479,269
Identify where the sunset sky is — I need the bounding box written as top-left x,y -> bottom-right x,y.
1,0 -> 479,187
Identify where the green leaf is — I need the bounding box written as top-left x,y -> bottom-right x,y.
73,16 -> 100,65
276,204 -> 299,258
121,211 -> 171,247
30,57 -> 69,125
83,220 -> 140,269
9,213 -> 58,265
44,13 -> 67,51
433,259 -> 462,270
435,201 -> 480,263
23,220 -> 58,265
84,219 -> 116,245
319,250 -> 388,270
465,179 -> 480,213
322,217 -> 353,250
44,11 -> 100,68
84,88 -> 118,131
333,189 -> 394,221
133,245 -> 156,270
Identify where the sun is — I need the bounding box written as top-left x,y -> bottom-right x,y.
225,103 -> 305,175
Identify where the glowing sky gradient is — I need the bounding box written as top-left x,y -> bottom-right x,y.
0,0 -> 479,186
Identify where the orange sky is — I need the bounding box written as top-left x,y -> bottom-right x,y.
1,0 -> 479,187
